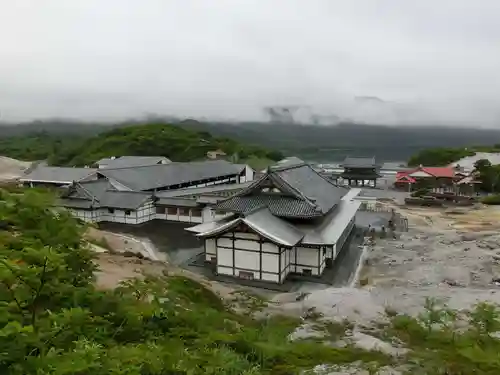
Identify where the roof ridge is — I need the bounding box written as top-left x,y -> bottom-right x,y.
242,204 -> 268,217
312,164 -> 347,189
74,182 -> 101,202
270,162 -> 307,172
217,169 -> 317,210
270,169 -> 318,209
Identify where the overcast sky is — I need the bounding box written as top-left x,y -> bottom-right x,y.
1,0 -> 500,125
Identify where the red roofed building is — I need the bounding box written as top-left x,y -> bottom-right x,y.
394,165 -> 457,192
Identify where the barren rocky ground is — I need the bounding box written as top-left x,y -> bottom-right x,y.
275,205 -> 500,323
0,156 -> 31,181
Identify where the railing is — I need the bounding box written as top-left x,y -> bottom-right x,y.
358,201 -> 409,232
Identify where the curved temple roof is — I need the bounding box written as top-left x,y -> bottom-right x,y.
189,206 -> 304,247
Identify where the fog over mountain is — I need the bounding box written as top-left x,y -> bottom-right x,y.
1,1 -> 500,126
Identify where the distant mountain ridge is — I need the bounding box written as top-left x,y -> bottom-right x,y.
2,118 -> 500,162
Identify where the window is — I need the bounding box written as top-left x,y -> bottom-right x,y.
302,269 -> 312,276
125,210 -> 131,216
167,207 -> 177,215
238,271 -> 254,280
191,209 -> 202,217
156,206 -> 165,214
179,207 -> 190,216
107,208 -> 114,214
322,248 -> 326,256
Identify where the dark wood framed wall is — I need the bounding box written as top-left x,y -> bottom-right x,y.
341,167 -> 380,187
209,225 -> 291,284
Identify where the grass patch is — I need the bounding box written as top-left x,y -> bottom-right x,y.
230,290 -> 269,312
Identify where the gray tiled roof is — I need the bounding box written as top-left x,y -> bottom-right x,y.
155,197 -> 199,207
155,182 -> 252,198
216,163 -> 347,218
273,163 -> 347,213
99,191 -> 151,209
59,180 -> 151,210
96,156 -> 171,169
20,166 -> 97,183
274,157 -> 306,168
300,200 -> 361,245
97,160 -> 241,191
192,207 -> 304,247
216,195 -> 322,218
341,157 -> 378,168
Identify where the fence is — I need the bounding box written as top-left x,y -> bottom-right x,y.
358,200 -> 409,232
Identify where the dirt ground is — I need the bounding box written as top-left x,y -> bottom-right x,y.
276,204 -> 500,325
87,227 -> 244,302
0,156 -> 31,181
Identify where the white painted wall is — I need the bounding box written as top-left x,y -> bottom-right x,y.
69,201 -> 155,224
213,232 -> 285,283
239,166 -> 255,183
291,246 -> 324,276
205,238 -> 216,261
154,206 -> 203,223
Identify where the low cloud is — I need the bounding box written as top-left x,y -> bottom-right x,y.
1,0 -> 499,126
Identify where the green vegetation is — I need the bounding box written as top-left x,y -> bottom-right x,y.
0,188 -> 390,374
4,118 -> 500,162
0,132 -> 86,162
386,298 -> 500,375
481,195 -> 500,205
408,147 -> 476,166
3,189 -> 500,373
407,145 -> 500,167
0,123 -> 283,167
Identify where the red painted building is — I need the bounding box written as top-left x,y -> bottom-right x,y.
394,166 -> 457,192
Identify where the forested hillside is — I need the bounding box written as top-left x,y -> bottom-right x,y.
407,145 -> 500,166
0,122 -> 282,168
178,120 -> 500,161
2,118 -> 500,162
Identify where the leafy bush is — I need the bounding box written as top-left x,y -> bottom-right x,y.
481,194 -> 500,205
0,189 -> 393,374
0,123 -> 282,166
408,147 -> 475,167
411,188 -> 431,197
4,189 -> 500,374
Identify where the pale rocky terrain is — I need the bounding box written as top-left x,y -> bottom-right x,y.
277,204 -> 500,321
277,204 -> 500,374
0,156 -> 32,181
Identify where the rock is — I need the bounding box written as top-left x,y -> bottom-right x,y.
347,331 -> 408,358
460,231 -> 497,241
441,267 -> 471,287
289,323 -> 327,341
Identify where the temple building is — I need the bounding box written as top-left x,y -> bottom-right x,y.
186,160 -> 362,284
339,157 -> 381,187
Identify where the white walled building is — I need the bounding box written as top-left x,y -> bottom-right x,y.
20,166 -> 98,188
57,160 -> 254,225
187,161 -> 361,284
95,156 -> 171,169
